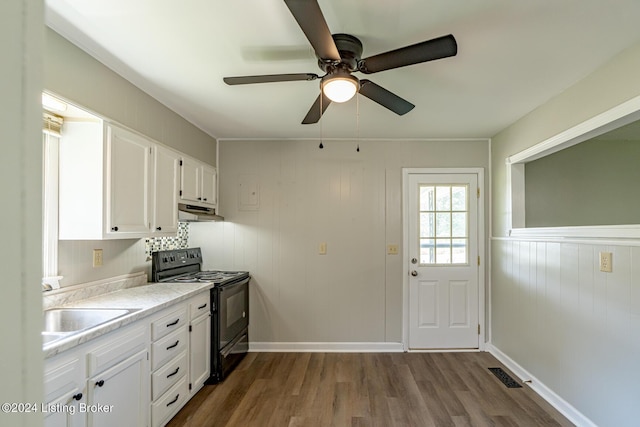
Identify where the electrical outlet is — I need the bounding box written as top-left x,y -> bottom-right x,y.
599,251 -> 612,272
318,242 -> 327,255
387,244 -> 399,255
93,249 -> 103,267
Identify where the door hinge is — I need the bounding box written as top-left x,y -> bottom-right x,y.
477,187 -> 480,198
189,325 -> 192,332
477,256 -> 480,266
179,190 -> 182,196
180,160 -> 183,166
478,324 -> 481,335
149,147 -> 152,155
189,383 -> 192,391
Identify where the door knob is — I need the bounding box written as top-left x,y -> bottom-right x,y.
410,270 -> 418,277
411,258 -> 418,264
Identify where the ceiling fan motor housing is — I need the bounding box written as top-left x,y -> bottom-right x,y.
317,33 -> 364,72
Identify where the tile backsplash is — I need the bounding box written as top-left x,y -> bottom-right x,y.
145,222 -> 189,257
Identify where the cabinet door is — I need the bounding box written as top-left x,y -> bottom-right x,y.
106,125 -> 151,236
44,356 -> 86,427
152,146 -> 180,234
189,313 -> 211,394
180,157 -> 201,203
87,349 -> 149,427
43,389 -> 86,427
201,165 -> 217,206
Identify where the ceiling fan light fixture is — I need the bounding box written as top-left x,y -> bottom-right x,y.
321,72 -> 359,103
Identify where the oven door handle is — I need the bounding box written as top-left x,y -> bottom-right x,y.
220,332 -> 248,358
219,277 -> 250,294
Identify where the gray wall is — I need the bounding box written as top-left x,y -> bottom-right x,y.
1,0 -> 43,425
189,138 -> 489,344
525,138 -> 640,227
45,28 -> 216,163
491,40 -> 640,426
44,28 -> 218,287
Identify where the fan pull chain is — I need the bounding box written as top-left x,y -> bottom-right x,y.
319,93 -> 324,149
356,91 -> 360,153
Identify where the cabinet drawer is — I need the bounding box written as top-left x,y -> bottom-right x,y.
189,292 -> 210,321
152,350 -> 187,401
87,325 -> 147,376
151,306 -> 187,341
151,376 -> 189,427
151,327 -> 188,371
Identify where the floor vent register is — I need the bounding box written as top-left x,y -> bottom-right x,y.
488,367 -> 522,388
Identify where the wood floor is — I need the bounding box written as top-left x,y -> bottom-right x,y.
166,352 -> 574,427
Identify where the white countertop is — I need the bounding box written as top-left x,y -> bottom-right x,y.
44,282 -> 214,359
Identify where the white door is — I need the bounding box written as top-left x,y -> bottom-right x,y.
407,172 -> 480,349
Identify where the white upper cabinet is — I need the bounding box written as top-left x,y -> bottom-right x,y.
59,121 -> 180,240
152,146 -> 181,234
180,157 -> 217,207
201,164 -> 217,206
106,124 -> 152,236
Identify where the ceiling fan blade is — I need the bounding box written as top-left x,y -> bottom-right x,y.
224,73 -> 319,85
302,92 -> 332,124
359,80 -> 414,115
358,34 -> 457,74
284,0 -> 340,61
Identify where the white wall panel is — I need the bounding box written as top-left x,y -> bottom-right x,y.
192,139 -> 489,344
492,238 -> 640,427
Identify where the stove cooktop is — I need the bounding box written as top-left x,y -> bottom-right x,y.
151,247 -> 249,285
170,270 -> 249,285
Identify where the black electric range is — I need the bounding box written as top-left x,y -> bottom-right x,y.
151,248 -> 250,384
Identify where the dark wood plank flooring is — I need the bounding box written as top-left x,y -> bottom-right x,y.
166,352 -> 574,427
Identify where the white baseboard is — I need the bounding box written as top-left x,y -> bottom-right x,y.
486,344 -> 597,427
249,341 -> 404,353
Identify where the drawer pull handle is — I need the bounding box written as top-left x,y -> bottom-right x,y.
166,340 -> 180,350
95,380 -> 105,387
166,394 -> 180,407
166,319 -> 180,327
197,303 -> 207,310
166,367 -> 180,378
73,393 -> 83,401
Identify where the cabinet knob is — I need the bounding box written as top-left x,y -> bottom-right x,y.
197,197 -> 202,200
111,226 -> 119,232
156,226 -> 162,231
96,380 -> 105,387
72,393 -> 83,401
203,198 -> 207,201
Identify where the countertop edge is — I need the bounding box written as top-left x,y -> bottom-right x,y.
43,282 -> 215,359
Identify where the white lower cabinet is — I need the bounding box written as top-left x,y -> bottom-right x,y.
150,304 -> 190,427
44,289 -> 212,427
87,349 -> 148,427
188,292 -> 211,395
43,356 -> 86,427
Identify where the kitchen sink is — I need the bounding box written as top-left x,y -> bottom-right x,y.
43,308 -> 139,334
42,331 -> 73,345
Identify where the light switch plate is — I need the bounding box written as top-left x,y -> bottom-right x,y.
387,244 -> 399,255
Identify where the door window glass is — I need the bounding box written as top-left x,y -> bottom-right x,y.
419,185 -> 468,265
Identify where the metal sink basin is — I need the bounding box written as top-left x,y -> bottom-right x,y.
42,331 -> 73,345
43,308 -> 138,334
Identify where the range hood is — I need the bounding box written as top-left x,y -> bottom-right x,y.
178,203 -> 224,222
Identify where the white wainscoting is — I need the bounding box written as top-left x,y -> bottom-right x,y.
491,238 -> 640,427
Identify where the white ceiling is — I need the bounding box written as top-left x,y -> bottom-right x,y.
45,0 -> 640,141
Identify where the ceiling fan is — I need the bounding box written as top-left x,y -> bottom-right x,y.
223,0 -> 458,124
